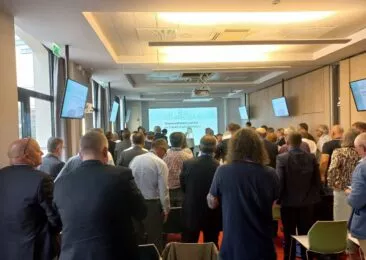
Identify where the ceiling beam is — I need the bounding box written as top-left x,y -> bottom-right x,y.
149,39 -> 351,47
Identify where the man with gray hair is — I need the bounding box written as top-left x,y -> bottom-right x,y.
39,137 -> 65,179
315,124 -> 331,152
54,131 -> 147,260
348,133 -> 366,254
54,128 -> 115,182
154,126 -> 167,141
180,135 -> 221,246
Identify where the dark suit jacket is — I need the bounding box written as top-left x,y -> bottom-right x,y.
54,160 -> 147,260
39,153 -> 65,179
114,139 -> 132,161
117,146 -> 148,167
276,148 -> 321,207
0,165 -> 61,260
154,133 -> 167,141
215,138 -> 230,161
108,140 -> 116,161
180,155 -> 222,231
263,139 -> 278,169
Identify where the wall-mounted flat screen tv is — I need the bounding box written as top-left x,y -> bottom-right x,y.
272,97 -> 289,117
60,79 -> 88,119
110,101 -> 119,122
350,78 -> 366,111
238,106 -> 249,120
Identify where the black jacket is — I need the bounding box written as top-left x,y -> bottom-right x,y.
54,160 -> 147,260
0,165 -> 61,260
263,139 -> 278,169
180,155 -> 222,231
215,138 -> 230,162
276,149 -> 321,207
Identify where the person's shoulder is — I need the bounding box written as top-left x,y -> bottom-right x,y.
105,164 -> 133,179
277,151 -> 289,160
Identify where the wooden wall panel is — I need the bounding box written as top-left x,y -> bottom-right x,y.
350,53 -> 366,123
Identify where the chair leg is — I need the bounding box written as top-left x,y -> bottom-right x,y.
306,250 -> 309,260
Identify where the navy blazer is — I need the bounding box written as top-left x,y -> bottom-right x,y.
0,165 -> 61,260
54,160 -> 147,260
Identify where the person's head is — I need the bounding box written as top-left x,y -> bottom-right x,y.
187,127 -> 193,134
330,125 -> 344,139
162,129 -> 168,136
79,132 -> 109,163
154,126 -> 161,134
266,133 -> 277,143
354,133 -> 366,158
261,125 -> 268,131
200,135 -> 217,154
137,126 -> 146,135
267,127 -> 275,134
47,137 -> 63,157
151,139 -> 168,159
105,131 -> 113,141
227,128 -> 269,165
132,132 -> 145,146
352,122 -> 366,134
169,132 -> 184,148
342,129 -> 359,148
276,128 -> 285,138
227,123 -> 241,135
8,138 -> 44,167
256,127 -> 267,138
216,133 -> 223,143
315,124 -> 329,138
122,129 -> 131,141
298,123 -> 309,134
288,132 -> 302,149
284,127 -> 295,143
146,131 -> 155,141
205,128 -> 214,136
246,121 -> 252,128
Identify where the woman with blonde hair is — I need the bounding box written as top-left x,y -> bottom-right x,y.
208,128 -> 279,260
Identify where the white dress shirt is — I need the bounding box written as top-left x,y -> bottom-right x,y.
302,138 -> 318,155
129,152 -> 170,213
317,134 -> 332,152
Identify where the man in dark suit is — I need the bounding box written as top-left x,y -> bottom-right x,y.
115,129 -> 132,160
117,132 -> 148,167
0,138 -> 61,260
180,135 -> 222,246
276,132 -> 321,260
39,137 -> 65,179
54,131 -> 147,260
257,127 -> 278,168
215,123 -> 241,162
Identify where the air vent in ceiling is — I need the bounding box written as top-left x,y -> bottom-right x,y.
212,29 -> 250,41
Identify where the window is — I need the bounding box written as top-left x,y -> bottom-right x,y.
16,33 -> 54,150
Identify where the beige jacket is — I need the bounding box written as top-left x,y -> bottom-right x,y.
162,242 -> 219,260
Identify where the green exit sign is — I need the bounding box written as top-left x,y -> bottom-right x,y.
52,43 -> 61,57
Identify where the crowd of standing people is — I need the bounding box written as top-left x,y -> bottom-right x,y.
1,120 -> 366,260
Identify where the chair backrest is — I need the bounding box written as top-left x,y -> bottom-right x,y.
139,244 -> 161,260
162,242 -> 219,260
163,207 -> 183,234
308,221 -> 348,254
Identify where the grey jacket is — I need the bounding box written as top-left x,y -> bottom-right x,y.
117,146 -> 148,167
39,153 -> 64,180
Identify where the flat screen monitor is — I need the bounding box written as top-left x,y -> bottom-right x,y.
239,106 -> 249,120
61,79 -> 88,119
110,101 -> 119,122
350,78 -> 366,111
272,97 -> 289,117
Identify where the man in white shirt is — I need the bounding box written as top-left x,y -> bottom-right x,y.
315,124 -> 332,153
129,139 -> 170,252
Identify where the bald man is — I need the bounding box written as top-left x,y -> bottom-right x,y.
0,138 -> 61,260
348,133 -> 366,254
54,132 -> 147,260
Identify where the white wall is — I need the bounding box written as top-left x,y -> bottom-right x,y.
0,12 -> 18,167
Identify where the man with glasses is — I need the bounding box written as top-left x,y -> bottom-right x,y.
129,139 -> 170,252
0,138 -> 61,260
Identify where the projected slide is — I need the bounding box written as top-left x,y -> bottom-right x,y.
350,79 -> 366,111
149,107 -> 218,144
110,101 -> 119,122
61,79 -> 88,119
272,97 -> 289,117
239,106 -> 248,120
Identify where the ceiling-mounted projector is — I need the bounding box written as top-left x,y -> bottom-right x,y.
192,86 -> 211,97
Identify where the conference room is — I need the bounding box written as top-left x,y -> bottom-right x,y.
1,0 -> 366,259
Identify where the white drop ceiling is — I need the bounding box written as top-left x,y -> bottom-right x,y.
2,0 -> 366,101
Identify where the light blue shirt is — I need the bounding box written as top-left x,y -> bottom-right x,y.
129,152 -> 170,213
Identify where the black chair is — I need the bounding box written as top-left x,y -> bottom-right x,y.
138,244 -> 161,260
